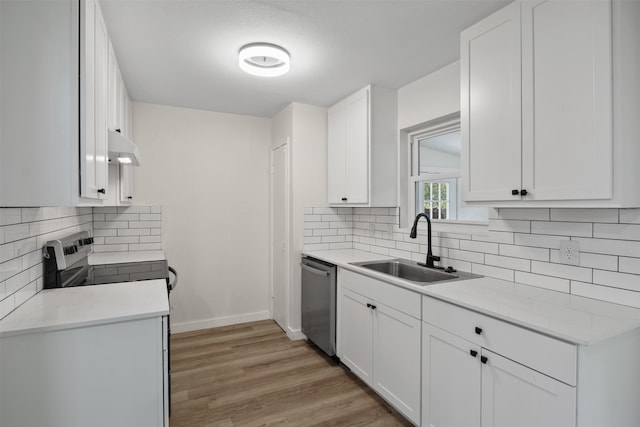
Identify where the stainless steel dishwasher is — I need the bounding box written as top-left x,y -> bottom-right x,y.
301,256 -> 337,357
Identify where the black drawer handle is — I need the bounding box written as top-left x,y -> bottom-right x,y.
475,327 -> 483,335
341,197 -> 347,201
521,189 -> 528,196
481,356 -> 488,364
371,305 -> 376,310
469,350 -> 478,358
511,189 -> 519,196
97,188 -> 106,194
366,303 -> 372,308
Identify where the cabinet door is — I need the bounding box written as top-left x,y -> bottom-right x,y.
461,2 -> 522,202
481,349 -> 576,427
423,324 -> 481,427
521,0 -> 612,201
80,0 -> 108,199
373,302 -> 421,425
340,288 -> 373,386
327,88 -> 369,205
344,89 -> 369,204
328,103 -> 347,204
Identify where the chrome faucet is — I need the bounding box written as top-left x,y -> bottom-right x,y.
409,213 -> 441,269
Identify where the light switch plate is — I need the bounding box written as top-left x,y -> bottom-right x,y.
560,240 -> 580,266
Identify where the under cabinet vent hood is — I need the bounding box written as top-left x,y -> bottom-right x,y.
108,129 -> 141,166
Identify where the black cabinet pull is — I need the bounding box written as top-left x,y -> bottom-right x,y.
366,303 -> 372,308
97,188 -> 106,194
469,350 -> 478,358
511,189 -> 519,196
475,327 -> 483,335
481,356 -> 488,364
371,304 -> 377,310
127,196 -> 133,199
521,189 -> 528,196
341,197 -> 348,201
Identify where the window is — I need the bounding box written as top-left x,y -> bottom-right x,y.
408,119 -> 487,222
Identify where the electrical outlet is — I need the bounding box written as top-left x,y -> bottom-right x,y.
368,223 -> 376,237
560,240 -> 580,266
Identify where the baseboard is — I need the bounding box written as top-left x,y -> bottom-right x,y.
171,310 -> 271,333
286,328 -> 306,341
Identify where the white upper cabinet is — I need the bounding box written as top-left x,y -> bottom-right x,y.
328,85 -> 397,207
462,0 -> 640,207
1,0 -> 111,206
107,41 -> 135,205
80,0 -> 109,200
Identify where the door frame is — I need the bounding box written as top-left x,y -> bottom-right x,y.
269,139 -> 290,330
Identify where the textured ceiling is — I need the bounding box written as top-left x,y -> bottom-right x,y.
100,0 -> 511,118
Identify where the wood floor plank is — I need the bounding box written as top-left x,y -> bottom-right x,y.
170,320 -> 413,427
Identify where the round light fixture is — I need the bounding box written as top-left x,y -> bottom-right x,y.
238,43 -> 290,77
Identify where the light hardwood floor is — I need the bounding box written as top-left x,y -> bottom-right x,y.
170,320 -> 414,426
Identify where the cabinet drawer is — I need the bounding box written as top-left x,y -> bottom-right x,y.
423,296 -> 577,386
340,268 -> 421,319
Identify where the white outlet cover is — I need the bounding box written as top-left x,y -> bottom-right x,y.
560,240 -> 580,266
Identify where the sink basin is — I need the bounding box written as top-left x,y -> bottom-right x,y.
350,259 -> 480,285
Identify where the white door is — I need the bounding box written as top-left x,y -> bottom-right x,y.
423,324 -> 481,427
461,2 -> 522,202
481,349 -> 576,427
271,142 -> 289,332
521,0 -> 612,201
340,288 -> 374,385
373,302 -> 421,425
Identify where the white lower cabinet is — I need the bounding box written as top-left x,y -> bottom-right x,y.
338,268 -> 421,425
0,316 -> 168,427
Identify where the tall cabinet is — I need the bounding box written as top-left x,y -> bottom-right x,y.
1,0 -> 110,206
327,85 -> 397,207
461,0 -> 640,207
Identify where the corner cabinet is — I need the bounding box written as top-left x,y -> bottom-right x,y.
327,85 -> 397,207
461,0 -> 640,207
0,0 -> 110,207
422,296 -> 640,427
337,268 -> 420,425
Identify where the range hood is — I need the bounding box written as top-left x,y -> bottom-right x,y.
108,129 -> 141,166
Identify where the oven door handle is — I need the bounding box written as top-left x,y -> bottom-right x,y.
168,266 -> 178,291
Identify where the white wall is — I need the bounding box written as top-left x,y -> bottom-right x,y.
132,102 -> 272,332
271,102 -> 327,337
398,61 -> 460,130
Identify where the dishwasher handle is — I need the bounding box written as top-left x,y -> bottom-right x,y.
300,262 -> 330,277
168,266 -> 178,291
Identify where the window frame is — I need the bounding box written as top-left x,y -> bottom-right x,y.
403,116 -> 489,234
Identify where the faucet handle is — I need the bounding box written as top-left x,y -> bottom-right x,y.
430,255 -> 441,262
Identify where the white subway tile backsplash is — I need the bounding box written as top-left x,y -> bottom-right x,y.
459,240 -> 499,255
128,221 -> 161,229
0,208 -> 22,226
498,208 -> 549,221
21,208 -> 43,223
0,295 -> 15,319
139,214 -> 161,221
322,235 -> 346,244
140,236 -> 162,244
593,223 -> 640,241
304,222 -> 330,230
550,208 -> 618,223
489,219 -> 531,233
4,224 -> 30,242
620,209 -> 640,224
118,206 -> 151,214
531,261 -> 592,283
515,271 -> 570,293
329,242 -> 353,250
593,270 -> 640,292
448,249 -> 485,264
305,236 -> 322,244
301,206 -> 640,308
531,221 -> 592,237
94,229 -> 117,237
94,221 -> 128,229
105,213 -> 140,221
105,236 -> 140,244
94,244 -> 130,253
619,257 -> 640,275
321,214 -> 345,222
304,215 -> 322,222
499,244 -> 549,261
472,264 -> 514,281
571,281 -> 640,308
574,237 -> 640,257
485,254 -> 530,272
514,233 -> 563,249
117,228 -> 151,236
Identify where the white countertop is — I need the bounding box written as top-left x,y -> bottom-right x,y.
88,250 -> 166,265
304,249 -> 640,346
0,280 -> 169,338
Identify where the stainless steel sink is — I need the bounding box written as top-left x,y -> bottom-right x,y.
350,259 -> 480,285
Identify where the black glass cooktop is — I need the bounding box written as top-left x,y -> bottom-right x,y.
48,260 -> 169,289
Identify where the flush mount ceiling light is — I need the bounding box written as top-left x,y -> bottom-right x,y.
238,43 -> 290,77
